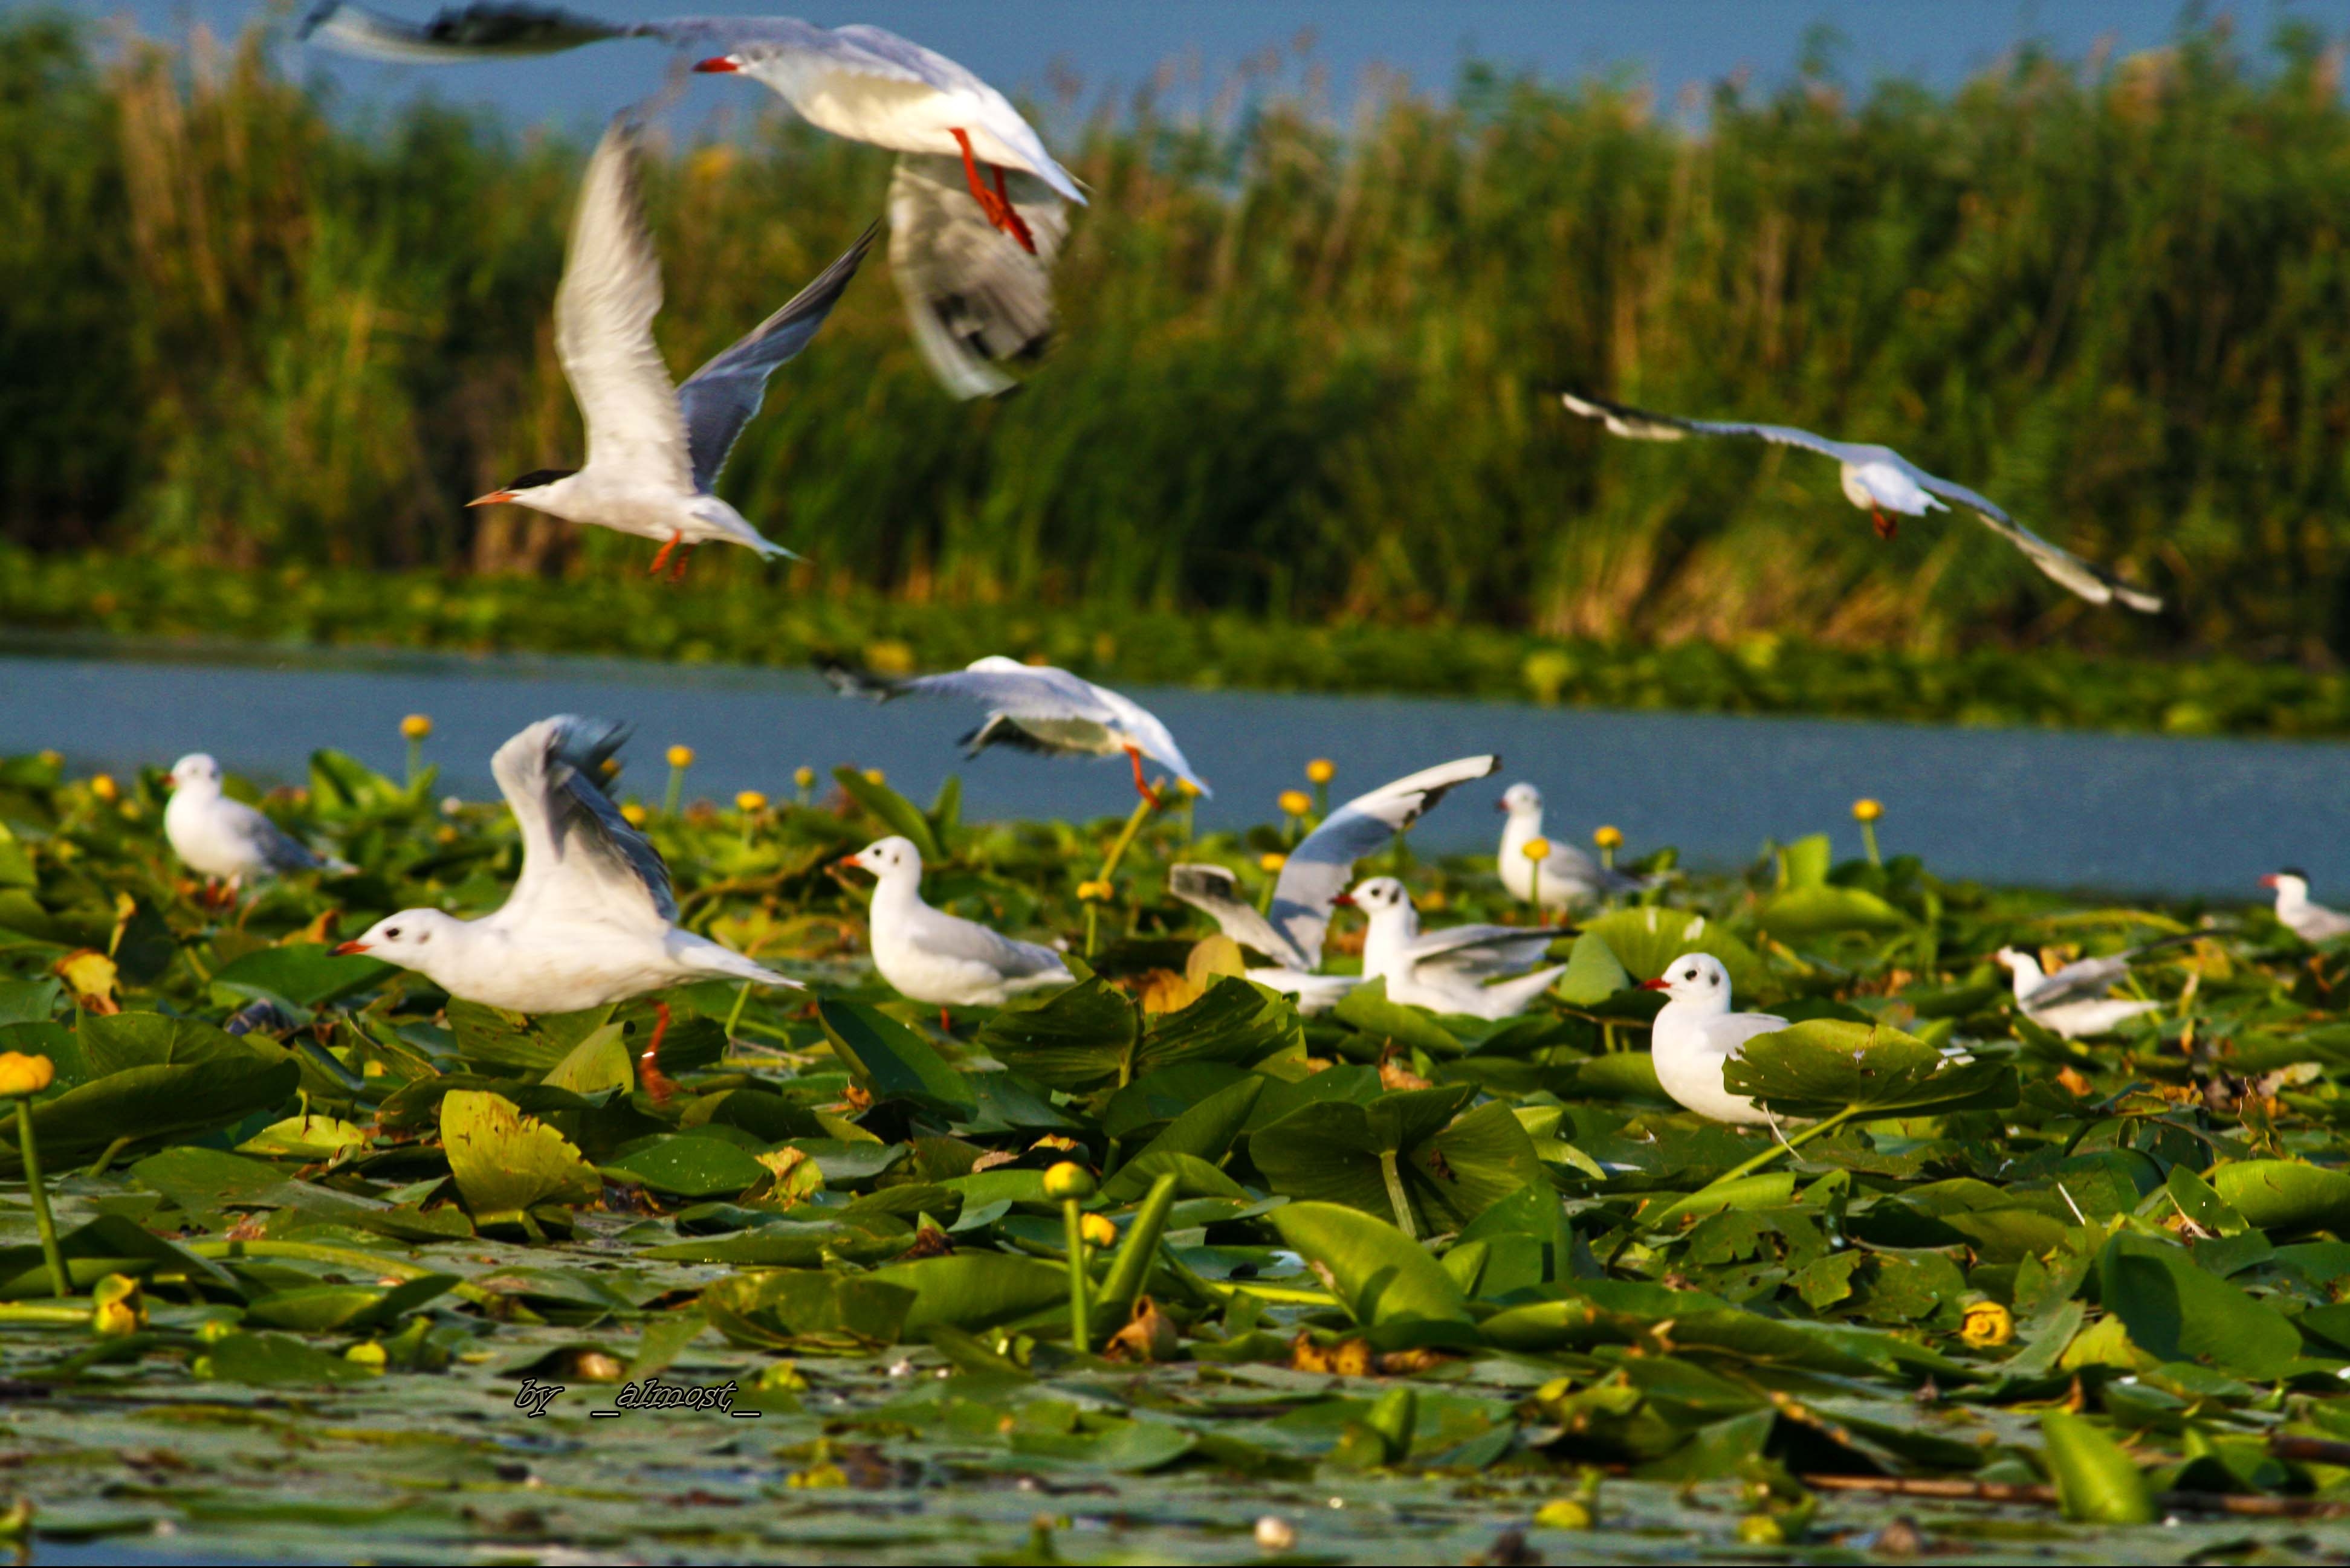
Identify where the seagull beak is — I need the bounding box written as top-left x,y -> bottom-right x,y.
2260,874 -> 2280,888
837,854 -> 863,870
331,941 -> 371,957
1330,892 -> 1355,908
467,490 -> 514,508
692,55 -> 739,73
1639,976 -> 1671,991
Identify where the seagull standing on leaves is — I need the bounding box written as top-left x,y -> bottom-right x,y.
334,716 -> 797,1099
1995,944 -> 2177,1040
466,111 -> 872,581
1555,391 -> 2162,613
299,1 -> 1081,398
1497,782 -> 1644,909
1642,953 -> 1783,1126
838,836 -> 1072,1012
1168,755 -> 1498,1010
164,754 -> 352,899
2263,871 -> 2350,944
1341,876 -> 1568,1020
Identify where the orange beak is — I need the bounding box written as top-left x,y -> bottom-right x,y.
331,941 -> 371,957
1330,892 -> 1355,907
2260,874 -> 2280,888
467,491 -> 514,508
692,56 -> 739,73
837,854 -> 863,869
1640,976 -> 1671,991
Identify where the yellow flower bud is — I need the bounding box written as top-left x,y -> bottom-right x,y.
1959,1299 -> 2013,1347
1041,1161 -> 1096,1201
1258,851 -> 1286,874
1522,836 -> 1552,863
1304,759 -> 1335,785
1533,1499 -> 1593,1531
1076,880 -> 1112,902
862,768 -> 885,787
399,714 -> 432,741
1852,797 -> 1883,824
794,766 -> 816,790
0,1051 -> 55,1098
345,1341 -> 388,1370
620,802 -> 648,828
1078,1213 -> 1118,1247
1278,790 -> 1313,818
1736,1515 -> 1786,1546
736,790 -> 768,813
90,1274 -> 146,1338
665,744 -> 696,769
88,774 -> 117,802
1593,825 -> 1623,850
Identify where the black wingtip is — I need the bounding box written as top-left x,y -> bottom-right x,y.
815,655 -> 895,702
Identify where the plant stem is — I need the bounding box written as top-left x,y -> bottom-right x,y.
1095,1173 -> 1180,1325
1062,1199 -> 1091,1352
17,1099 -> 66,1299
187,1239 -> 498,1305
1686,1106 -> 1862,1199
663,765 -> 687,817
1084,792 -> 1158,959
1862,822 -> 1882,866
722,981 -> 753,1042
0,1301 -> 90,1326
1379,1149 -> 1417,1239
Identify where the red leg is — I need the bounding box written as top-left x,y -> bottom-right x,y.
939,1005 -> 952,1034
1124,746 -> 1162,808
638,1001 -> 678,1105
647,532 -> 681,577
950,128 -> 1035,253
990,163 -> 1037,254
1871,506 -> 1897,541
667,541 -> 696,585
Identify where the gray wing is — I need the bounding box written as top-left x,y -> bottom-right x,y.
899,658 -> 1117,724
2021,932 -> 2197,1009
906,904 -> 1069,979
1558,391 -> 1869,463
228,802 -> 334,874
1167,865 -> 1311,971
678,224 -> 876,492
1911,469 -> 2163,613
1086,679 -> 1208,795
297,0 -> 630,60
493,715 -> 677,927
889,153 -> 1067,400
1270,755 -> 1498,969
1409,923 -> 1571,981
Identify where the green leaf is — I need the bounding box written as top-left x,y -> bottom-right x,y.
541,1024 -> 634,1095
1137,976 -> 1301,1077
1756,885 -> 1914,937
0,823 -> 33,889
703,1270 -> 917,1347
1332,976 -> 1462,1055
1267,1201 -> 1471,1326
0,1214 -> 236,1300
1099,1150 -> 1251,1202
833,766 -> 944,861
2040,1411 -> 2156,1524
1105,1075 -> 1261,1187
1778,833 -> 1833,890
2095,1234 -> 2302,1378
1553,932 -> 1633,1005
1249,1085 -> 1477,1231
1580,907 -> 1768,995
2210,1160 -> 2350,1233
1102,1062 -> 1251,1141
209,943 -> 392,1011
974,977 -> 1139,1094
244,1275 -> 457,1333
1721,1019 -> 2017,1118
865,1253 -> 1070,1334
0,1056 -> 300,1176
439,1089 -> 601,1225
819,999 -> 976,1117
203,1331 -> 380,1388
601,1135 -> 771,1198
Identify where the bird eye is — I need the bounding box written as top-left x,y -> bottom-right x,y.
1684,968 -> 1697,979
384,927 -> 401,940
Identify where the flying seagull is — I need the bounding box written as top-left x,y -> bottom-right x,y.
465,111 -> 870,580
1555,390 -> 2161,613
335,715 -> 797,1098
298,1 -> 1080,399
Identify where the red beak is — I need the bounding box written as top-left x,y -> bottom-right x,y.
331,941 -> 370,957
1330,892 -> 1355,907
1639,976 -> 1671,991
692,56 -> 739,73
838,854 -> 862,868
467,490 -> 514,508
2260,874 -> 2280,888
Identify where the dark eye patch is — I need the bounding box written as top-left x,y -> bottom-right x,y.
385,927 -> 402,940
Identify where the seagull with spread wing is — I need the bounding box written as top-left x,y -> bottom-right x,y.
464,111 -> 870,580
299,1 -> 1078,399
1167,755 -> 1498,1010
1342,876 -> 1569,1020
334,715 -> 797,1098
1995,937 -> 2192,1039
1556,390 -> 2161,613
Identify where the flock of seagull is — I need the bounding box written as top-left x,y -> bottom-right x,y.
141,5 -> 2206,1121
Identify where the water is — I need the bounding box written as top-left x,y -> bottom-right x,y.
0,639 -> 2334,901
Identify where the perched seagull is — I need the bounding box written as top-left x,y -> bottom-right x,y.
465,111 -> 872,581
298,1 -> 1080,399
163,754 -> 352,899
1342,876 -> 1568,1020
1995,943 -> 2181,1039
1496,782 -> 1644,910
823,656 -> 1206,804
1168,755 -> 1498,1010
1640,953 -> 1784,1126
2262,870 -> 2350,944
333,716 -> 796,1097
838,835 -> 1072,1013
1555,390 -> 2161,613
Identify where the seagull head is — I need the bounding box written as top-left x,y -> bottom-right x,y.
1992,944 -> 2044,986
468,468 -> 578,509
166,753 -> 221,793
1640,952 -> 1732,1012
1341,877 -> 1412,920
1498,781 -> 1542,818
2264,869 -> 2310,899
334,909 -> 459,977
840,836 -> 922,882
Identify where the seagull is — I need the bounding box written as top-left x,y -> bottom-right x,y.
1168,755 -> 1497,1009
1995,942 -> 2181,1039
838,835 -> 1072,1013
822,656 -> 1206,804
298,1 -> 1081,399
1555,390 -> 2162,613
1496,782 -> 1644,910
2262,870 -> 2350,944
463,111 -> 872,580
332,715 -> 797,1098
1640,953 -> 1785,1126
1341,876 -> 1568,1021
163,754 -> 352,900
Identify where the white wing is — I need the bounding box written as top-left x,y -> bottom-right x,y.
1559,390 -> 1876,464
1270,755 -> 1498,970
556,115 -> 692,492
1911,469 -> 2163,613
1084,679 -> 1207,795
904,903 -> 1069,981
297,0 -> 629,60
1166,864 -> 1311,971
888,153 -> 1067,399
493,715 -> 676,930
1408,923 -> 1570,982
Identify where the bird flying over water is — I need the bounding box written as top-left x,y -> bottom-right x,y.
1555,390 -> 2162,613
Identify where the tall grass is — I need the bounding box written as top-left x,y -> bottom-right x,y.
11,11 -> 2350,662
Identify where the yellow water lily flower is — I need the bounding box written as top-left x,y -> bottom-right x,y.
1278,789 -> 1313,818
736,790 -> 768,813
400,714 -> 432,741
1079,1213 -> 1118,1247
1041,1162 -> 1096,1201
1593,825 -> 1623,850
1960,1300 -> 2013,1347
0,1053 -> 54,1097
665,744 -> 695,769
1258,851 -> 1286,874
1852,797 -> 1884,823
1522,836 -> 1552,863
1305,759 -> 1335,784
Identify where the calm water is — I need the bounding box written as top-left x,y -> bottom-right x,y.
0,640 -> 2335,901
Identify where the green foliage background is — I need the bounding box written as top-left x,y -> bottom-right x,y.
10,11 -> 2350,662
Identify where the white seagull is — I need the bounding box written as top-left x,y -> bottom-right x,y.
1556,390 -> 2162,613
824,656 -> 1206,804
464,111 -> 872,581
1167,755 -> 1498,1010
1995,942 -> 2180,1040
1342,876 -> 1568,1021
838,835 -> 1072,1013
298,1 -> 1080,399
163,754 -> 352,898
1640,953 -> 1784,1126
1496,782 -> 1644,910
2263,870 -> 2350,944
334,715 -> 797,1097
